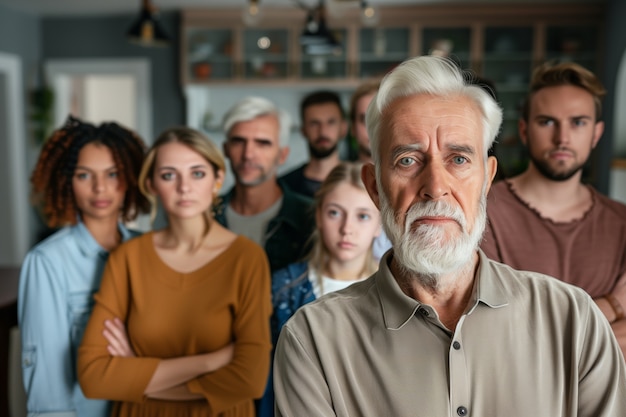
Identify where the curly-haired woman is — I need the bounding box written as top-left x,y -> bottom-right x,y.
18,115 -> 149,417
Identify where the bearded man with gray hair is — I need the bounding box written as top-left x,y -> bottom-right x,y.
273,55 -> 626,417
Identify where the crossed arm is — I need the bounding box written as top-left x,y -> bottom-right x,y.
102,318 -> 233,400
594,271 -> 626,355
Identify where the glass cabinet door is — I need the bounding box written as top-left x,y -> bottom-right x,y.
358,27 -> 410,78
422,27 -> 471,69
243,28 -> 290,79
545,26 -> 598,72
185,28 -> 234,82
483,26 -> 533,177
300,29 -> 348,79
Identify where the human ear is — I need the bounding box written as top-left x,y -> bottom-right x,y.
278,146 -> 290,166
591,121 -> 604,149
214,170 -> 225,194
361,163 -> 380,210
518,118 -> 528,146
485,156 -> 498,194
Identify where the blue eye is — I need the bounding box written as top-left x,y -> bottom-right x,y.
192,170 -> 206,179
452,156 -> 467,165
108,171 -> 119,178
398,157 -> 414,167
357,213 -> 371,221
75,172 -> 89,180
161,172 -> 174,181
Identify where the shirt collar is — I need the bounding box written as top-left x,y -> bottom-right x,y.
218,182 -> 312,230
72,220 -> 133,258
377,249 -> 509,330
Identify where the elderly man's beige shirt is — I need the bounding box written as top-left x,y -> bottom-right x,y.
274,250 -> 626,417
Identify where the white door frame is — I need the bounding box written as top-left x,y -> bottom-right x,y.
45,58 -> 153,142
0,52 -> 28,266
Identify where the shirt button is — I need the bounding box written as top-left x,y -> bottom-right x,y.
453,341 -> 461,350
457,406 -> 468,416
418,308 -> 429,317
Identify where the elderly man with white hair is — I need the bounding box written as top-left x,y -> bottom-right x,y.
273,56 -> 626,417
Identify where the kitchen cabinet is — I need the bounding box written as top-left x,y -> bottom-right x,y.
181,4 -> 605,178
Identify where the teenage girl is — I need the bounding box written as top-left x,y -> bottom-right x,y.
258,161 -> 381,417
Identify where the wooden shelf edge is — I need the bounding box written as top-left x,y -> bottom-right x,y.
612,159 -> 626,169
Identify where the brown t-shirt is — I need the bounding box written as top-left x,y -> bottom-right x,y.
482,180 -> 626,298
78,233 -> 272,417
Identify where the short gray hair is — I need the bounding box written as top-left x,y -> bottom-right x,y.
222,96 -> 291,148
366,56 -> 502,166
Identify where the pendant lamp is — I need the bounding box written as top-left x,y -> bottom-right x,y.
127,0 -> 170,47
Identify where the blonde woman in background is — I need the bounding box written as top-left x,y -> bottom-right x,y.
78,127 -> 272,417
257,161 -> 381,417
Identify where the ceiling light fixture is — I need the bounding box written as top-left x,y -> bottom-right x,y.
299,1 -> 342,56
127,0 -> 170,47
242,0 -> 263,27
360,1 -> 380,27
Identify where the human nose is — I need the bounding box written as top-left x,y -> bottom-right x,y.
553,124 -> 570,147
177,175 -> 190,193
419,161 -> 449,201
243,141 -> 255,160
320,123 -> 333,138
340,215 -> 354,236
92,174 -> 105,193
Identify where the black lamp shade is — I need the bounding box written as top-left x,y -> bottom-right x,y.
127,1 -> 170,47
299,9 -> 342,55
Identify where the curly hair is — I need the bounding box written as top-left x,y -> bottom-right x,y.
31,115 -> 150,228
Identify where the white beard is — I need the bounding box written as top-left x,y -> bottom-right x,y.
380,192 -> 487,281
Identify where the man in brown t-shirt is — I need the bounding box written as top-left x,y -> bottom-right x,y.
481,61 -> 626,355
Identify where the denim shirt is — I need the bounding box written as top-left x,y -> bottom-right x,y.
18,221 -> 139,417
214,183 -> 315,273
256,261 -> 316,417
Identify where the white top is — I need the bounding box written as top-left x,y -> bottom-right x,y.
309,268 -> 363,298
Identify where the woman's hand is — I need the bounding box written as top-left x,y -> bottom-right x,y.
103,317 -> 136,357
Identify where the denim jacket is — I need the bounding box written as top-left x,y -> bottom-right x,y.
257,261 -> 316,417
18,221 -> 139,417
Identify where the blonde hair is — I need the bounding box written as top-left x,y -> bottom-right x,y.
138,127 -> 225,228
308,162 -> 378,288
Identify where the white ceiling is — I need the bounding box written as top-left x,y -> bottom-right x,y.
0,0 -> 601,17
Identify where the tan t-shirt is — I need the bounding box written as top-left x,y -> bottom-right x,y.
481,180 -> 626,298
274,250 -> 626,417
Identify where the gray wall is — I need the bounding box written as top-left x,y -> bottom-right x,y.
0,5 -> 40,74
41,11 -> 185,137
0,5 -> 43,249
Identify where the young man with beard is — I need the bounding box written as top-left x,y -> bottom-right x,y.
215,96 -> 314,273
273,56 -> 626,417
279,90 -> 347,198
480,62 -> 626,355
